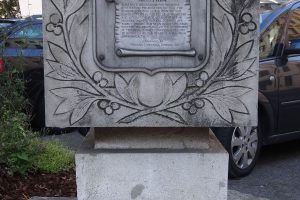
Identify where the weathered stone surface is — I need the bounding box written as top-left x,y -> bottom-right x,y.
76,130 -> 229,200
43,0 -> 259,127
93,127 -> 209,149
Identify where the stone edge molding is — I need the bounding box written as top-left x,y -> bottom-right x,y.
44,0 -> 259,127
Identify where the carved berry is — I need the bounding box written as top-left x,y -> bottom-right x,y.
199,71 -> 209,81
93,72 -> 103,83
99,79 -> 108,88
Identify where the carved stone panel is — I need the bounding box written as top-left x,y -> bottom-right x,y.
43,0 -> 259,127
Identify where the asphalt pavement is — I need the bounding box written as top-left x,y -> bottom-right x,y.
42,131 -> 300,200
229,139 -> 300,200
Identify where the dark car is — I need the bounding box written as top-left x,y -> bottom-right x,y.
214,0 -> 300,178
0,18 -> 45,129
0,19 -> 23,34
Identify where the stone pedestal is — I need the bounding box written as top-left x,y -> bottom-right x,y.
76,128 -> 228,200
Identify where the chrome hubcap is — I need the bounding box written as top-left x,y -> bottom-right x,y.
231,127 -> 258,169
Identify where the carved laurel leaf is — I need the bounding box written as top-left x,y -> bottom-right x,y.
69,15 -> 89,58
222,58 -> 256,80
233,40 -> 254,63
50,0 -> 85,15
216,0 -> 233,13
66,0 -> 86,15
204,86 -> 252,97
157,111 -> 187,124
168,74 -> 187,104
51,87 -> 98,114
70,97 -> 96,125
213,14 -> 233,58
118,109 -> 186,124
205,95 -> 248,123
128,75 -> 141,106
48,42 -> 74,67
46,60 -> 83,81
203,86 -> 251,123
233,70 -> 256,81
115,74 -> 135,103
51,87 -> 100,125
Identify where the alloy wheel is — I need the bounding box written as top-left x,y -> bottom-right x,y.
231,127 -> 258,169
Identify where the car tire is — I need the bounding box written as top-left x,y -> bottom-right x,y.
213,124 -> 262,178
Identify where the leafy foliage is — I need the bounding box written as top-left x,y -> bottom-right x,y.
0,0 -> 20,18
33,140 -> 75,173
0,65 -> 39,174
0,64 -> 74,175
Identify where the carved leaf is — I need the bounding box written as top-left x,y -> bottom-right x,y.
233,40 -> 254,63
216,0 -> 233,13
70,97 -> 96,125
128,75 -> 141,106
157,111 -> 187,124
233,70 -> 256,81
204,86 -> 252,97
46,60 -> 83,81
48,42 -> 74,67
222,58 -> 256,80
115,74 -> 135,103
203,86 -> 251,123
51,87 -> 99,118
213,14 -> 233,58
69,15 -> 89,58
168,74 -> 187,104
66,0 -> 86,15
118,109 -> 186,124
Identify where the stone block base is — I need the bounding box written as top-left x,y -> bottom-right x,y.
76,129 -> 228,200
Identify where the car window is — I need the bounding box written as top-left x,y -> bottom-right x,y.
287,7 -> 300,51
9,23 -> 42,39
0,22 -> 14,29
260,12 -> 288,60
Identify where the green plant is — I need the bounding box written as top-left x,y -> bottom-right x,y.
0,0 -> 20,18
33,140 -> 75,173
0,65 -> 41,174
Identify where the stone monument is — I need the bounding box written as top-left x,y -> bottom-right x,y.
43,0 -> 259,199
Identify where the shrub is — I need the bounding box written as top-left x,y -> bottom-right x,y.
33,140 -> 75,173
0,67 -> 41,174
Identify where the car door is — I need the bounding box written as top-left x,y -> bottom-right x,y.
2,22 -> 43,72
277,3 -> 300,134
259,9 -> 289,135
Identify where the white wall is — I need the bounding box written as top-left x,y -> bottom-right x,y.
19,0 -> 42,17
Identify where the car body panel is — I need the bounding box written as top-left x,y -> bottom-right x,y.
259,1 -> 300,144
0,20 -> 43,72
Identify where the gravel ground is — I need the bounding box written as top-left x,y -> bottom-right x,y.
41,132 -> 300,200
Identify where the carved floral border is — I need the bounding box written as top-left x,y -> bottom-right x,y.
46,0 -> 258,126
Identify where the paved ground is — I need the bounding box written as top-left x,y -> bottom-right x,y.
229,139 -> 300,200
41,131 -> 300,200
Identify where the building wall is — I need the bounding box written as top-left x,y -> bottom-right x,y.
19,0 -> 42,17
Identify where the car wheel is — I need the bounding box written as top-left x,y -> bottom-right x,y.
213,125 -> 262,178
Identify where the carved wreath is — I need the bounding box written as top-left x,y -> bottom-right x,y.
46,0 -> 257,125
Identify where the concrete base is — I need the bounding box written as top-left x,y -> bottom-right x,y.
76,128 -> 228,200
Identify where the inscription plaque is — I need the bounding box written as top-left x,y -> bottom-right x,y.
115,0 -> 192,52
93,0 -> 210,72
